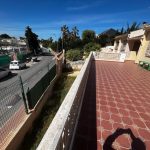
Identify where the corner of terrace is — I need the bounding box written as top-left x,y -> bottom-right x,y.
37,25 -> 150,150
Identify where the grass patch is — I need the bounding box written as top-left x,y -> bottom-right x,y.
20,72 -> 76,150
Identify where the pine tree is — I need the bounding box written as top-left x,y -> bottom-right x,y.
25,26 -> 40,55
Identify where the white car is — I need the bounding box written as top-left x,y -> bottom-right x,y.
9,60 -> 26,70
0,68 -> 11,79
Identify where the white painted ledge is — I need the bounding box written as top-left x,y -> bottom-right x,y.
37,52 -> 93,150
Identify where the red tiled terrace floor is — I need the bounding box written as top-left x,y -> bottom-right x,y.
73,60 -> 150,150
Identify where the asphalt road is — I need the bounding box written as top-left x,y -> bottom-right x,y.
0,56 -> 54,89
0,56 -> 55,127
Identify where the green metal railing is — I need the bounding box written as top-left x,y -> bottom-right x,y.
0,59 -> 57,147
26,65 -> 56,109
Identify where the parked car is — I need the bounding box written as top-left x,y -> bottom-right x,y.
9,60 -> 26,70
0,68 -> 11,79
26,57 -> 31,62
31,57 -> 38,62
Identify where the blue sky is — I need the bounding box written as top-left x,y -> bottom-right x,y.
0,0 -> 150,39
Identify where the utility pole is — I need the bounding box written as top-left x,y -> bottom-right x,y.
19,76 -> 28,113
61,31 -> 64,50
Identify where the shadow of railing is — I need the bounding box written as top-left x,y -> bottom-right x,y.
72,60 -> 97,150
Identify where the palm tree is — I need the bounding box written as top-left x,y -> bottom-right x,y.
126,22 -> 141,33
61,25 -> 69,39
61,25 -> 70,50
71,26 -> 79,39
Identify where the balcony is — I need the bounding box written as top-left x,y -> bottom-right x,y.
37,52 -> 150,150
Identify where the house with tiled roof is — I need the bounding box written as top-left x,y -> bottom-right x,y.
113,24 -> 150,63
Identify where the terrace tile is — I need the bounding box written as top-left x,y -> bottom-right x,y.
73,60 -> 150,150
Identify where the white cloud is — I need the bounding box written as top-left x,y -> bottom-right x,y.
67,5 -> 90,11
67,1 -> 104,11
13,9 -> 148,30
0,8 -> 150,38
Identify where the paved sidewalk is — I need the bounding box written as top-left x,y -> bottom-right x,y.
73,61 -> 150,150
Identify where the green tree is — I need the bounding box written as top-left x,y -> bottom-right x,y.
50,37 -> 62,52
70,26 -> 79,40
97,34 -> 110,47
61,25 -> 70,50
69,26 -> 82,49
84,42 -> 101,53
50,41 -> 57,51
40,37 -> 53,48
82,30 -> 96,44
25,26 -> 40,55
60,25 -> 83,50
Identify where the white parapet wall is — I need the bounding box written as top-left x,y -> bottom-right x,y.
37,52 -> 93,150
93,52 -> 129,62
101,46 -> 114,53
94,52 -> 121,61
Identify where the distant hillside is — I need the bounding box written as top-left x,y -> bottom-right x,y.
99,28 -> 118,37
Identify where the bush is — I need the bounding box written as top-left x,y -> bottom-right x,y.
83,42 -> 101,53
66,49 -> 82,61
17,53 -> 27,62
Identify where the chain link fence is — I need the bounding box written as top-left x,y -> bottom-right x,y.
0,59 -> 56,148
0,78 -> 26,147
27,64 -> 56,109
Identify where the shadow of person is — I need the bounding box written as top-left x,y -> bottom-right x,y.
103,128 -> 146,150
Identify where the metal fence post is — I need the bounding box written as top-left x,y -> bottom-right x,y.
48,63 -> 49,71
19,76 -> 28,114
